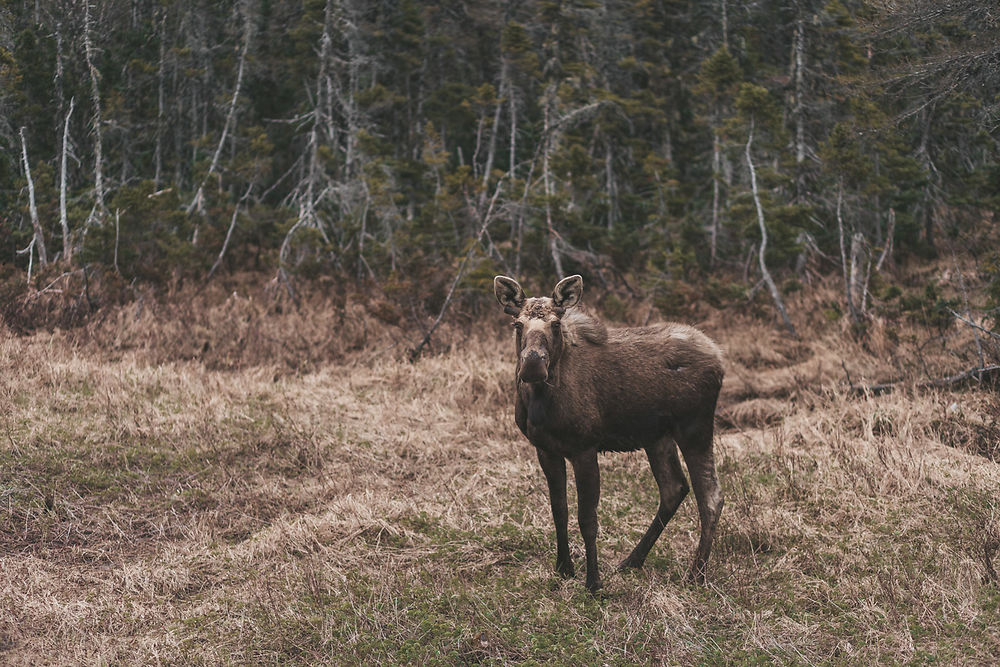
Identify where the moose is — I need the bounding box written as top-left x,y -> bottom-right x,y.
494,274 -> 725,592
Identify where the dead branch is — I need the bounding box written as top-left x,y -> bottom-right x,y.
22,269 -> 86,304
849,365 -> 1000,396
746,119 -> 797,338
19,127 -> 48,267
59,97 -> 75,259
409,181 -> 504,361
187,0 -> 252,216
207,182 -> 255,280
949,310 -> 1000,342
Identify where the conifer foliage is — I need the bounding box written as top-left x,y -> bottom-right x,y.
1,1 -> 997,319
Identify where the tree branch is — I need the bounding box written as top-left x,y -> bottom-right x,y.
409,181 -> 505,361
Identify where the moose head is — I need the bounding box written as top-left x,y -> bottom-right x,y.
494,275 -> 583,384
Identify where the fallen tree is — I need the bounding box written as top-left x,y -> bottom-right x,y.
847,364 -> 1000,396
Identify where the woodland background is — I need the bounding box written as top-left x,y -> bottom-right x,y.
3,2 -> 1000,663
1,0 -> 998,330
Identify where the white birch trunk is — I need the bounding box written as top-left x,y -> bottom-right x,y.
875,208 -> 895,272
793,13 -> 806,199
20,127 -> 48,266
188,1 -> 252,215
508,73 -> 523,275
207,183 -> 254,279
83,0 -> 106,222
836,180 -> 854,320
746,120 -> 796,337
604,138 -> 615,230
710,127 -> 721,267
60,98 -> 75,260
479,60 -> 508,211
542,87 -> 564,279
720,0 -> 729,50
849,231 -> 869,320
154,8 -> 166,188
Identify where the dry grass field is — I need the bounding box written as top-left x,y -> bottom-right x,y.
2,276 -> 999,664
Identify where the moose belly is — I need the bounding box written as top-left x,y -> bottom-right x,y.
595,410 -> 671,452
521,402 -> 670,456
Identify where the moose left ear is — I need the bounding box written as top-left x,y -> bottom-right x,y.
495,275 -> 526,315
552,274 -> 583,309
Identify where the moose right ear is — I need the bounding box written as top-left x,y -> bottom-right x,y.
494,276 -> 526,316
552,274 -> 583,309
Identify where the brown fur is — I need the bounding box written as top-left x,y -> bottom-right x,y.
494,275 -> 725,592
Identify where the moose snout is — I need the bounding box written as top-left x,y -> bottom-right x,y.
519,350 -> 548,383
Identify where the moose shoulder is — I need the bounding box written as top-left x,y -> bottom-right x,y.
494,274 -> 725,593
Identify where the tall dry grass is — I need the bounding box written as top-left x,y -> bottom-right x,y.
1,270 -> 999,663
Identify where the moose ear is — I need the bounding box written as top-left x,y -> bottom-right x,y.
494,276 -> 526,315
552,274 -> 583,309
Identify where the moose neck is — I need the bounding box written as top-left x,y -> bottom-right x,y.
518,379 -> 549,427
517,344 -> 569,428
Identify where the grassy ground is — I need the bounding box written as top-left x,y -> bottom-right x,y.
2,280 -> 999,664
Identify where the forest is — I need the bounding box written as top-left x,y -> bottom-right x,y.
3,1 -> 1000,663
1,0 -> 998,327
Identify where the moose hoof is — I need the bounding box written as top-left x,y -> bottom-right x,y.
585,578 -> 604,595
618,555 -> 644,570
556,560 -> 575,579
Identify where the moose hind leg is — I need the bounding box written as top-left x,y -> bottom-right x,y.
536,449 -> 574,578
677,417 -> 724,584
620,437 -> 689,570
570,448 -> 602,592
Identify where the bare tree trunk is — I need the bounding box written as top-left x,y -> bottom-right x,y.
54,25 -> 65,116
472,105 -> 487,182
186,9 -> 201,188
508,72 -> 518,183
188,0 -> 252,215
710,126 -> 721,267
746,120 -> 796,337
20,127 -> 48,267
59,98 -> 75,261
154,7 -> 166,188
849,231 -> 868,320
720,0 -> 729,50
479,61 -> 508,212
83,0 -> 106,223
410,182 -> 505,360
604,137 -> 616,230
291,0 -> 335,244
875,208 -> 895,272
207,183 -> 254,280
113,208 -> 121,275
537,89 -> 606,279
792,10 -> 807,200
918,106 -> 937,252
873,154 -> 882,246
836,180 -> 855,320
514,152 -> 538,280
542,87 -> 564,279
508,74 -> 523,276
953,260 -> 986,369
356,185 -> 372,282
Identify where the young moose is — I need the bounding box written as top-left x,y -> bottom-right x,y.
495,274 -> 725,592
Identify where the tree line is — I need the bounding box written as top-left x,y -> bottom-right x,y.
2,0 -> 998,324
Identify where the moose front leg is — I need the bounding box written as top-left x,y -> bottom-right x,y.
536,449 -> 574,578
570,448 -> 602,592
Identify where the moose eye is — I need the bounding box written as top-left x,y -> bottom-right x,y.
551,320 -> 561,330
